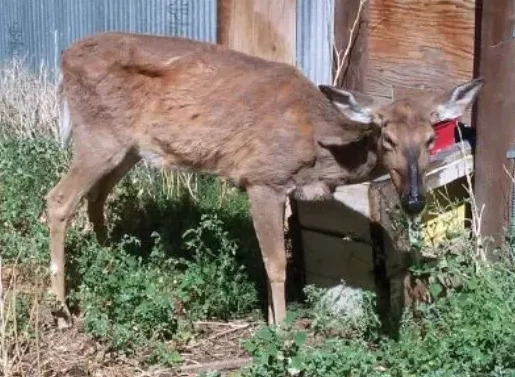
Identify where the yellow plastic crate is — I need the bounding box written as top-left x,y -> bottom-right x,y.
421,178 -> 468,248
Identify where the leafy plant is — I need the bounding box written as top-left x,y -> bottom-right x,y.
243,314 -> 310,377
72,214 -> 257,362
177,213 -> 257,319
0,137 -> 259,366
243,251 -> 515,377
0,138 -> 68,262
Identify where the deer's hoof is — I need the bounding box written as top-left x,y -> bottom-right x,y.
52,305 -> 73,329
46,293 -> 73,329
56,316 -> 71,329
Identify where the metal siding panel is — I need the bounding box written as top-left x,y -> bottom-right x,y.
22,0 -> 33,64
11,0 -> 29,61
1,0 -> 217,77
297,0 -> 334,85
0,1 -> 6,62
0,2 -> 4,62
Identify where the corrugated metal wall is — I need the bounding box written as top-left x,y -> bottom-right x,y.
0,0 -> 333,84
296,0 -> 334,85
0,0 -> 217,76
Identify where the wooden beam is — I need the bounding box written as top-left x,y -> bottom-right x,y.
474,0 -> 515,246
216,0 -> 232,46
365,0 -> 475,110
333,0 -> 369,90
216,0 -> 296,65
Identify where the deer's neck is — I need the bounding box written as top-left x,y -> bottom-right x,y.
291,133 -> 382,201
358,136 -> 388,182
344,134 -> 382,184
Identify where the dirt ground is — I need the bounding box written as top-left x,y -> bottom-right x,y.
12,316 -> 258,377
1,265 -> 261,377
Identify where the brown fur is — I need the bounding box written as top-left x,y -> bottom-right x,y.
46,32 -> 483,326
60,32 -> 365,190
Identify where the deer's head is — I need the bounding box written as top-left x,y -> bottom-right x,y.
320,78 -> 484,215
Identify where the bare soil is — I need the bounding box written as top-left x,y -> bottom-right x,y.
12,317 -> 258,377
1,265 -> 260,377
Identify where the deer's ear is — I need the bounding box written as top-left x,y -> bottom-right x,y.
319,85 -> 374,124
430,78 -> 485,124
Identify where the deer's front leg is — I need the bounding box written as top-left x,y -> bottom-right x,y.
247,185 -> 287,325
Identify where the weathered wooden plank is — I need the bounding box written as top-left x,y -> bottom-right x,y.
301,230 -> 375,289
296,197 -> 372,241
216,0 -> 232,46
333,182 -> 371,217
368,180 -> 407,335
365,0 -> 476,100
216,0 -> 296,65
474,0 -> 515,246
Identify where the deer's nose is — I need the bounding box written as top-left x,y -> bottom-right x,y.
401,194 -> 426,215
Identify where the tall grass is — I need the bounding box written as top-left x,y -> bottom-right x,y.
0,59 -> 60,141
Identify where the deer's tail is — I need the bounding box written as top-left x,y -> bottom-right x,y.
58,80 -> 72,149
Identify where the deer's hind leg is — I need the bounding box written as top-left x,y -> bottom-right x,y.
86,152 -> 140,245
46,143 -> 132,327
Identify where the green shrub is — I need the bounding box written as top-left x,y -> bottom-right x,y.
177,214 -> 258,319
243,253 -> 515,377
0,138 -> 68,262
0,137 -> 259,364
4,137 -> 514,374
71,215 -> 257,361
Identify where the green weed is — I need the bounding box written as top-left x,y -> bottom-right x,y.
242,250 -> 515,377
0,137 -> 259,365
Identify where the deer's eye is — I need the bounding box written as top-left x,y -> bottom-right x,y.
426,135 -> 436,149
382,133 -> 397,150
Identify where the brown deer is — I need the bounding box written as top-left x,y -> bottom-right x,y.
46,32 -> 483,326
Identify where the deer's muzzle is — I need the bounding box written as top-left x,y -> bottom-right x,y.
400,155 -> 426,215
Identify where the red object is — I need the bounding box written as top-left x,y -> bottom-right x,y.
431,118 -> 458,155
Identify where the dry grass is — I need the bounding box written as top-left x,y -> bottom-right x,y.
456,127 -> 487,264
0,262 -> 256,377
0,59 -> 60,141
0,256 -> 48,377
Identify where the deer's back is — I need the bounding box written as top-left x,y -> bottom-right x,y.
61,32 -> 344,187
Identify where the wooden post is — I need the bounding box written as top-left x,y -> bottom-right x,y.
333,0 -> 369,90
217,0 -> 296,65
475,0 -> 515,246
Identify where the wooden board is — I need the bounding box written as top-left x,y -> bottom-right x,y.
301,230 -> 375,289
297,184 -> 372,240
364,0 -> 476,123
366,0 -> 475,95
217,0 -> 296,65
474,0 -> 515,246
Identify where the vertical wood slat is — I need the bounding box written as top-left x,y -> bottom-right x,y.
363,0 -> 476,122
333,0 -> 369,90
474,0 -> 515,246
217,0 -> 296,65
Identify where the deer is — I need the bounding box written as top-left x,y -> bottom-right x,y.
46,31 -> 483,327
